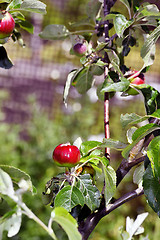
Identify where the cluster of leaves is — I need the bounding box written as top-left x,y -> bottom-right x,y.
42,98 -> 160,219
39,0 -> 160,103
0,0 -> 46,69
0,166 -> 82,240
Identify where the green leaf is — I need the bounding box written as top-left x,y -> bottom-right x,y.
54,186 -> 85,212
51,207 -> 81,240
72,67 -> 94,94
63,70 -> 77,106
121,109 -> 160,127
151,109 -> 160,119
120,0 -> 131,17
120,113 -> 148,128
16,19 -> 34,34
77,174 -> 100,211
126,127 -> 137,144
69,18 -> 94,28
80,139 -> 127,158
138,3 -> 160,18
141,25 -> 160,67
86,0 -> 102,20
0,165 -> 34,193
136,84 -> 160,115
39,25 -> 70,40
0,207 -> 22,238
8,0 -> 23,9
133,164 -> 144,187
107,49 -> 120,65
147,136 -> 160,179
0,46 -> 13,69
106,49 -> 123,76
143,164 -> 160,217
122,123 -> 160,159
132,123 -> 160,141
101,138 -> 128,150
100,80 -> 130,93
20,0 -> 46,14
0,168 -> 15,197
109,14 -> 134,37
80,141 -> 101,156
90,65 -> 104,76
141,39 -> 155,68
101,165 -> 116,205
80,155 -> 102,166
11,11 -> 25,20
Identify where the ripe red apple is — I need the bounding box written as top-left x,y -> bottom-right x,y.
52,143 -> 81,167
0,11 -> 15,39
73,42 -> 87,56
130,71 -> 145,85
126,70 -> 145,95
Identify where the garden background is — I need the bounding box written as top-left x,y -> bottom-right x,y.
1,0 -> 160,239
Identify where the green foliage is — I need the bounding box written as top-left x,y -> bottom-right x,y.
122,123 -> 160,159
102,164 -> 116,205
54,185 -> 85,212
0,168 -> 80,240
147,136 -> 160,179
0,165 -> 35,193
77,174 -> 100,211
143,164 -> 160,217
51,207 -> 82,240
2,0 -> 160,239
39,24 -> 70,40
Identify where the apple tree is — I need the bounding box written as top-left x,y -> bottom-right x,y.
1,0 -> 160,240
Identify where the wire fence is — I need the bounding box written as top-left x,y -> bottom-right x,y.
0,0 -> 160,123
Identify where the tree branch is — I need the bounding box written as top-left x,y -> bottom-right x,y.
116,155 -> 145,186
79,187 -> 144,240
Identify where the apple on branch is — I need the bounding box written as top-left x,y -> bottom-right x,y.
126,70 -> 145,95
0,11 -> 15,43
73,42 -> 87,56
52,143 -> 81,168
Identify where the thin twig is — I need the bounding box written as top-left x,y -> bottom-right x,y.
104,91 -> 110,158
11,195 -> 57,240
103,0 -> 111,159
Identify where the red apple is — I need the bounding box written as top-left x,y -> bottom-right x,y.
130,71 -> 145,85
52,143 -> 81,167
0,11 -> 15,39
126,70 -> 145,95
73,42 -> 87,56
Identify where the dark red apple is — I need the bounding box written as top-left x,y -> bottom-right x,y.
73,42 -> 87,56
52,143 -> 81,167
0,11 -> 15,39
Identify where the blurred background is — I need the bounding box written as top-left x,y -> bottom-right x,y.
0,0 -> 160,239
